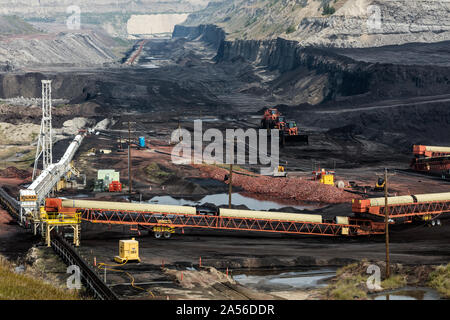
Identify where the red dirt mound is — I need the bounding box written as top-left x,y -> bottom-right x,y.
197,165 -> 358,204
0,167 -> 31,179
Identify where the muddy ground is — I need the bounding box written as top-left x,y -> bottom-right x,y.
71,220 -> 450,300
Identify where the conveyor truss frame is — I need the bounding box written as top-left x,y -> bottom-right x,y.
58,207 -> 388,237
362,200 -> 450,219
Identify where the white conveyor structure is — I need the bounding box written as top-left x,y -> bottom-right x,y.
19,132 -> 86,224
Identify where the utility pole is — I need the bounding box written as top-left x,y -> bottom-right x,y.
376,168 -> 395,279
384,168 -> 390,279
228,164 -> 233,209
123,121 -> 136,199
128,121 -> 132,196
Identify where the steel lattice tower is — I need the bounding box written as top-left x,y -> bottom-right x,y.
32,80 -> 53,180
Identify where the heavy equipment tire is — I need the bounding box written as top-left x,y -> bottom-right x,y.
154,232 -> 162,239
163,232 -> 172,239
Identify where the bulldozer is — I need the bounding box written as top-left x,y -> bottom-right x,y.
260,108 -> 309,145
275,115 -> 286,130
280,120 -> 309,146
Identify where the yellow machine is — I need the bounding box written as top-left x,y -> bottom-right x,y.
56,179 -> 66,192
320,173 -> 334,185
39,206 -> 81,247
374,178 -> 385,191
273,165 -> 287,177
313,169 -> 335,185
153,220 -> 175,239
114,238 -> 141,263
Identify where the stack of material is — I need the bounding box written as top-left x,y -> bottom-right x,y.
197,165 -> 357,204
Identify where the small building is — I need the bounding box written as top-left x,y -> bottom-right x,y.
98,169 -> 120,183
95,170 -> 120,192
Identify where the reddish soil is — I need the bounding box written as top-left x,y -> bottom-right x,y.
0,208 -> 12,225
0,166 -> 31,179
196,165 -> 358,204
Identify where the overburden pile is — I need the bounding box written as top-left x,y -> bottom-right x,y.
198,165 -> 356,204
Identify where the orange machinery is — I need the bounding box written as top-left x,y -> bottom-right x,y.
275,115 -> 286,130
109,181 -> 122,192
352,192 -> 450,222
280,120 -> 309,145
283,120 -> 299,136
413,145 -> 450,158
410,145 -> 450,175
261,108 -> 281,129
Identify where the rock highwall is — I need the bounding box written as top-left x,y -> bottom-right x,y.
172,24 -> 226,49
180,0 -> 450,48
174,24 -> 450,103
222,37 -> 450,99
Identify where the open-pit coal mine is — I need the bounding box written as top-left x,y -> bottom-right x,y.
0,2 -> 449,304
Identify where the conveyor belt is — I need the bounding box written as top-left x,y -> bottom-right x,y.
75,207 -> 384,236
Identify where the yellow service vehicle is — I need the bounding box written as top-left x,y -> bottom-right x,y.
153,219 -> 175,239
374,178 -> 385,191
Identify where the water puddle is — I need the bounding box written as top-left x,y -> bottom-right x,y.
141,63 -> 160,69
147,192 -> 322,211
233,268 -> 336,291
372,287 -> 441,300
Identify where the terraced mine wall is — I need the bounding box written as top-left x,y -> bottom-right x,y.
173,24 -> 226,50
173,24 -> 450,103
173,24 -> 450,148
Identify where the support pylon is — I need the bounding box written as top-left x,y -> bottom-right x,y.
33,80 -> 53,181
